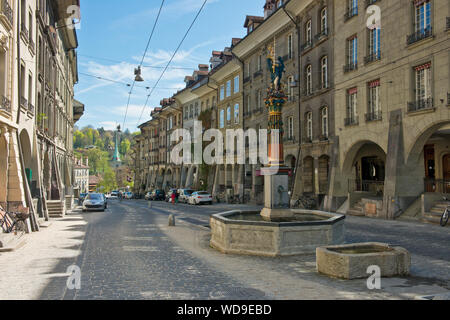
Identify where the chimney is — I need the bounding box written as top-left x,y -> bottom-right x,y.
264,0 -> 275,19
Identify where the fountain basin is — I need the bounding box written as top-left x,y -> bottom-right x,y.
210,210 -> 345,257
316,242 -> 410,279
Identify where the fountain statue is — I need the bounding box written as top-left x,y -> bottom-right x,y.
260,43 -> 293,221
209,40 -> 345,257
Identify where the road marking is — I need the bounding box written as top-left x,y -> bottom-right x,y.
122,246 -> 159,252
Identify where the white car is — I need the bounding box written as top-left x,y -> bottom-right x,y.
188,191 -> 213,205
82,193 -> 107,212
178,189 -> 194,203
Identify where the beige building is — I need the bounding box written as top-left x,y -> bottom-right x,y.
328,0 -> 450,222
209,46 -> 244,201
73,156 -> 89,194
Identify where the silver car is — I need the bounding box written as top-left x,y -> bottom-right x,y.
82,193 -> 107,212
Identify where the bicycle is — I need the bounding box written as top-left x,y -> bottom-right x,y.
292,196 -> 317,210
1,208 -> 29,234
440,197 -> 449,227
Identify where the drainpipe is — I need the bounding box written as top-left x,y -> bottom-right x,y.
282,5 -> 302,203
231,53 -> 245,200
16,0 -> 21,125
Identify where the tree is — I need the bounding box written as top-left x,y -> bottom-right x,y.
120,139 -> 131,156
74,130 -> 85,149
98,167 -> 118,193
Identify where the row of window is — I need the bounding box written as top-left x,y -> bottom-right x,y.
220,76 -> 240,101
219,104 -> 240,128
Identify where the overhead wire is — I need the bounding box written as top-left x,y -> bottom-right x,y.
136,0 -> 209,126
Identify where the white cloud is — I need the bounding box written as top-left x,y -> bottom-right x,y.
110,0 -> 220,30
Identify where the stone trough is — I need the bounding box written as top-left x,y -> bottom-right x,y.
316,242 -> 411,279
210,210 -> 345,257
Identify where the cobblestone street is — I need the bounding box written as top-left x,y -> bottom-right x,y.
0,200 -> 448,300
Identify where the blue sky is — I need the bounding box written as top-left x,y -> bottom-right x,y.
74,0 -> 262,132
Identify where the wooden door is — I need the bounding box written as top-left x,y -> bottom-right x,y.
443,154 -> 450,193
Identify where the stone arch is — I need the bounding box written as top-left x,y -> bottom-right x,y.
341,139 -> 387,175
406,120 -> 450,166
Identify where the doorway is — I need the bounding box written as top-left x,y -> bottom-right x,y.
443,154 -> 450,193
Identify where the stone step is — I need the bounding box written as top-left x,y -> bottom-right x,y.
430,208 -> 446,215
422,214 -> 442,225
347,209 -> 365,216
37,218 -> 52,228
434,203 -> 450,209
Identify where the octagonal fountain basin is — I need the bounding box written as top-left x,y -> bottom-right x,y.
210,210 -> 345,257
316,242 -> 411,280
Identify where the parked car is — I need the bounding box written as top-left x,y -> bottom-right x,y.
145,191 -> 153,200
82,193 -> 107,212
151,189 -> 166,201
125,192 -> 134,199
188,191 -> 213,205
166,189 -> 178,202
178,189 -> 194,203
110,191 -> 119,199
79,193 -> 88,205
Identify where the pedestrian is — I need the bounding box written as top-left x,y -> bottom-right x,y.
175,191 -> 179,204
171,191 -> 176,205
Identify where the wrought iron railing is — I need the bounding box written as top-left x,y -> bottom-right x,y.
253,70 -> 263,78
20,96 -> 27,108
0,94 -> 10,113
407,26 -> 433,45
424,179 -> 450,193
1,0 -> 13,26
447,17 -> 450,31
365,0 -> 380,8
365,110 -> 382,122
364,52 -> 381,64
407,98 -> 434,112
344,7 -> 358,21
300,40 -> 313,52
20,23 -> 29,41
28,102 -> 34,114
345,116 -> 359,126
344,62 -> 358,73
349,179 -> 384,195
314,28 -> 329,41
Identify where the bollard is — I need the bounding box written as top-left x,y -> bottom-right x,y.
168,214 -> 175,227
148,201 -> 152,209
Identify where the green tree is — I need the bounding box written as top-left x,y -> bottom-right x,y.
120,139 -> 131,156
98,167 -> 118,193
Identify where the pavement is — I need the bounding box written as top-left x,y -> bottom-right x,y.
0,199 -> 448,300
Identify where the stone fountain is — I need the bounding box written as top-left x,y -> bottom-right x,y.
210,44 -> 345,257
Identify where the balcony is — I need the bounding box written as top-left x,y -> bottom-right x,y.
283,136 -> 296,144
365,0 -> 380,8
0,0 -> 13,28
344,7 -> 358,21
0,95 -> 11,113
344,116 -> 359,126
29,36 -> 35,55
364,52 -> 381,64
447,17 -> 450,31
319,135 -> 329,142
344,62 -> 358,73
243,76 -> 251,84
253,70 -> 263,78
314,28 -> 329,42
407,98 -> 434,113
365,110 -> 382,122
407,27 -> 433,46
20,23 -> 29,44
300,40 -> 313,52
20,96 -> 28,109
28,102 -> 35,115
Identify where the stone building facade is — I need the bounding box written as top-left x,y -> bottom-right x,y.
327,0 -> 450,221
133,0 -> 449,224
